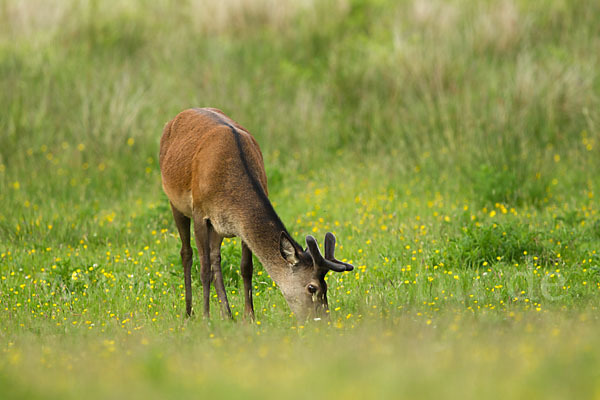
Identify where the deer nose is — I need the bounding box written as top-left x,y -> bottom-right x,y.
313,305 -> 330,321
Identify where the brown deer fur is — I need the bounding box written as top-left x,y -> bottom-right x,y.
159,108 -> 353,321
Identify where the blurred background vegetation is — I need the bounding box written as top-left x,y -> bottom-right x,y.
1,0 -> 598,246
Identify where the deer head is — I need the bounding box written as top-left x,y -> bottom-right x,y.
278,232 -> 354,321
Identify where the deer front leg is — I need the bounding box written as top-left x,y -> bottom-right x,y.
193,216 -> 212,318
240,241 -> 255,320
171,203 -> 193,317
208,225 -> 232,319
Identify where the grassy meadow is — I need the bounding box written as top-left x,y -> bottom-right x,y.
1,0 -> 600,398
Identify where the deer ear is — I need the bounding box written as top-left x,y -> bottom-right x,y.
279,231 -> 300,265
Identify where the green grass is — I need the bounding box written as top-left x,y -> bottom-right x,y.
1,0 -> 600,398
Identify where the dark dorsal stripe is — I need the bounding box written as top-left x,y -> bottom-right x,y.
193,108 -> 299,248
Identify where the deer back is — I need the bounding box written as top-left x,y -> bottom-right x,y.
159,108 -> 268,230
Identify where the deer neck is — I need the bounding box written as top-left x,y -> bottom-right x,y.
237,199 -> 298,286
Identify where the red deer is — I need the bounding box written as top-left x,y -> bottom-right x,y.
159,108 -> 353,321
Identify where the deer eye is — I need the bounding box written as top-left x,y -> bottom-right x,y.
307,284 -> 318,294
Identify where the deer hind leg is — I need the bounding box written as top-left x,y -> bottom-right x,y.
193,215 -> 212,318
240,242 -> 255,320
208,225 -> 232,319
171,203 -> 193,317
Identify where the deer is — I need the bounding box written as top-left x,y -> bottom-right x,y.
159,108 -> 353,322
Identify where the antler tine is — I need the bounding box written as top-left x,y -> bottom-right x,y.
305,235 -> 324,264
324,232 -> 336,260
324,232 -> 354,271
307,234 -> 354,273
